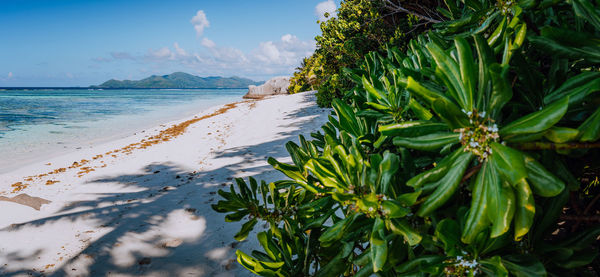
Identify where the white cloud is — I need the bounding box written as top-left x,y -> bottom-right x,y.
7,72 -> 13,78
174,42 -> 188,56
256,41 -> 281,63
93,34 -> 315,80
148,47 -> 174,60
190,10 -> 210,36
111,52 -> 134,60
315,0 -> 336,21
201,38 -> 216,48
254,34 -> 315,65
281,34 -> 294,43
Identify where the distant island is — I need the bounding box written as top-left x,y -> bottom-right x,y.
92,72 -> 263,89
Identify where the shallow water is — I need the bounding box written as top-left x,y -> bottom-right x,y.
0,89 -> 246,173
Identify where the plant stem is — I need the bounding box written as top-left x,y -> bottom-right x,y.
461,164 -> 482,183
381,0 -> 443,23
514,142 -> 600,150
560,215 -> 600,222
583,193 -> 600,215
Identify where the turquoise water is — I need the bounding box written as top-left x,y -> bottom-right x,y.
0,88 -> 246,173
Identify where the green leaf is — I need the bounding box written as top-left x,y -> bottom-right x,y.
235,218 -> 258,241
528,28 -> 600,63
396,255 -> 445,274
578,107 -> 600,141
315,242 -> 353,277
268,157 -> 310,189
462,161 -> 492,243
362,75 -> 386,103
393,132 -> 460,152
436,219 -> 461,252
473,34 -> 494,109
257,232 -> 279,261
378,151 -> 400,194
225,209 -> 250,222
513,179 -> 535,241
554,249 -> 599,269
386,218 -> 422,246
500,97 -> 569,139
455,37 -> 476,110
486,159 -> 516,238
381,200 -> 410,218
417,151 -> 473,216
572,0 -> 600,30
544,72 -> 600,105
379,121 -> 448,137
543,127 -> 579,143
408,98 -> 433,120
406,148 -> 463,188
480,256 -> 509,277
427,43 -> 468,109
488,63 -> 513,118
524,156 -> 565,197
332,98 -> 364,137
319,213 -> 359,244
432,98 -> 470,129
396,191 -> 422,206
502,255 -> 546,277
305,158 -> 346,190
354,262 -> 374,277
370,217 -> 388,272
405,76 -> 454,106
236,250 -> 285,277
488,17 -> 506,47
490,142 -> 527,185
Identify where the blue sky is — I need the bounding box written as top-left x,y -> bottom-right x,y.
0,0 -> 339,86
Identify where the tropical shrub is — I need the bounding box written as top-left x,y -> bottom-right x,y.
214,0 -> 600,275
288,0 -> 434,107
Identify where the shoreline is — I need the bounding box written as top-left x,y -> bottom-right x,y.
0,91 -> 245,175
2,100 -> 246,194
0,91 -> 328,276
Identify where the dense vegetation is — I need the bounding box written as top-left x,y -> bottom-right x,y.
94,72 -> 262,89
288,0 -> 439,107
215,0 -> 600,276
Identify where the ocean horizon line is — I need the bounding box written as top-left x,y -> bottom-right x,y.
0,87 -> 252,90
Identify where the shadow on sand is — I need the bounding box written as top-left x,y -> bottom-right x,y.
0,93 -> 330,276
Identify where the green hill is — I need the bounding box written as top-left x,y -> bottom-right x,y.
93,72 -> 262,89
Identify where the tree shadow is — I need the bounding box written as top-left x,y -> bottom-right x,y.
0,92 -> 330,276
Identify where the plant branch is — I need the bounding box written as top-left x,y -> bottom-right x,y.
462,164 -> 482,183
584,193 -> 600,215
381,0 -> 443,23
560,215 -> 600,222
514,142 -> 600,151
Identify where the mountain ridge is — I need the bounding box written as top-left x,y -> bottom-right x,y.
93,72 -> 263,89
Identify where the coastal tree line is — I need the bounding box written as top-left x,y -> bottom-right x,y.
214,0 -> 600,275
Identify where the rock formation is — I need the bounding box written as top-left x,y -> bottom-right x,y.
243,76 -> 290,99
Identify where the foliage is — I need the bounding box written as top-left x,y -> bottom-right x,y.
288,0 -> 428,107
215,0 -> 600,275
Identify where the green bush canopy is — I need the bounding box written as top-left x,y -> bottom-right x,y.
215,0 -> 600,275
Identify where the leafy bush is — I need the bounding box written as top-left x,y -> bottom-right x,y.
288,0 -> 431,107
214,0 -> 600,275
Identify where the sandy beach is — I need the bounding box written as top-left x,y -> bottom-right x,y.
0,91 -> 329,276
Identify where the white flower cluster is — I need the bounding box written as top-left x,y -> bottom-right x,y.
456,109 -> 500,161
444,255 -> 480,276
456,256 -> 479,269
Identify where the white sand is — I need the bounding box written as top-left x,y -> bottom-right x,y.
0,91 -> 329,276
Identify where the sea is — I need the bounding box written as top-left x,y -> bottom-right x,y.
0,88 -> 246,174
